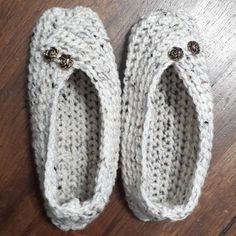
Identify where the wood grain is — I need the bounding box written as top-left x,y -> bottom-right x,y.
0,0 -> 235,235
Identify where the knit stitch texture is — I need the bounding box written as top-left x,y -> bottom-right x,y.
28,6 -> 121,230
121,9 -> 213,221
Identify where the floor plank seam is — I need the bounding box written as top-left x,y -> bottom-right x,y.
219,214 -> 236,236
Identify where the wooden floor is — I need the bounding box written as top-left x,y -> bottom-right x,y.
0,0 -> 235,235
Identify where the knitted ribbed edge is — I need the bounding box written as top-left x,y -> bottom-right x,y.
28,6 -> 121,230
121,9 -> 213,221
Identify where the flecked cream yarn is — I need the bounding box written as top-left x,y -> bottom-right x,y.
28,7 -> 121,230
121,10 -> 213,221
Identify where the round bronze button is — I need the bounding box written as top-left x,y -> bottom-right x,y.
44,47 -> 59,61
187,41 -> 200,55
59,54 -> 74,69
168,47 -> 184,61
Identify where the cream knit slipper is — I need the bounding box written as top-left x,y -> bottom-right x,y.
121,10 -> 213,221
28,7 -> 121,230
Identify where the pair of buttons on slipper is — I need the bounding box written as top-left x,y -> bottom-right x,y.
168,40 -> 200,61
44,47 -> 74,69
28,7 -> 213,230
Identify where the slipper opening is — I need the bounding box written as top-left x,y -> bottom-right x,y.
53,69 -> 101,205
145,65 -> 200,207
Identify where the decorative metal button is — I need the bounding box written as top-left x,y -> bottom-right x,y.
168,47 -> 184,61
59,54 -> 74,69
44,47 -> 59,61
187,41 -> 200,55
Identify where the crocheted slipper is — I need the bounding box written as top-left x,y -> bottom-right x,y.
121,10 -> 213,221
28,7 -> 121,230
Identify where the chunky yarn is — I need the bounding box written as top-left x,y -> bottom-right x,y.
28,6 -> 121,230
121,10 -> 213,221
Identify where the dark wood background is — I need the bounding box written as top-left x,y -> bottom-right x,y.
0,0 -> 235,235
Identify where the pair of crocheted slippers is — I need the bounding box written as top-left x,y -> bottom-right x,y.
28,7 -> 213,231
